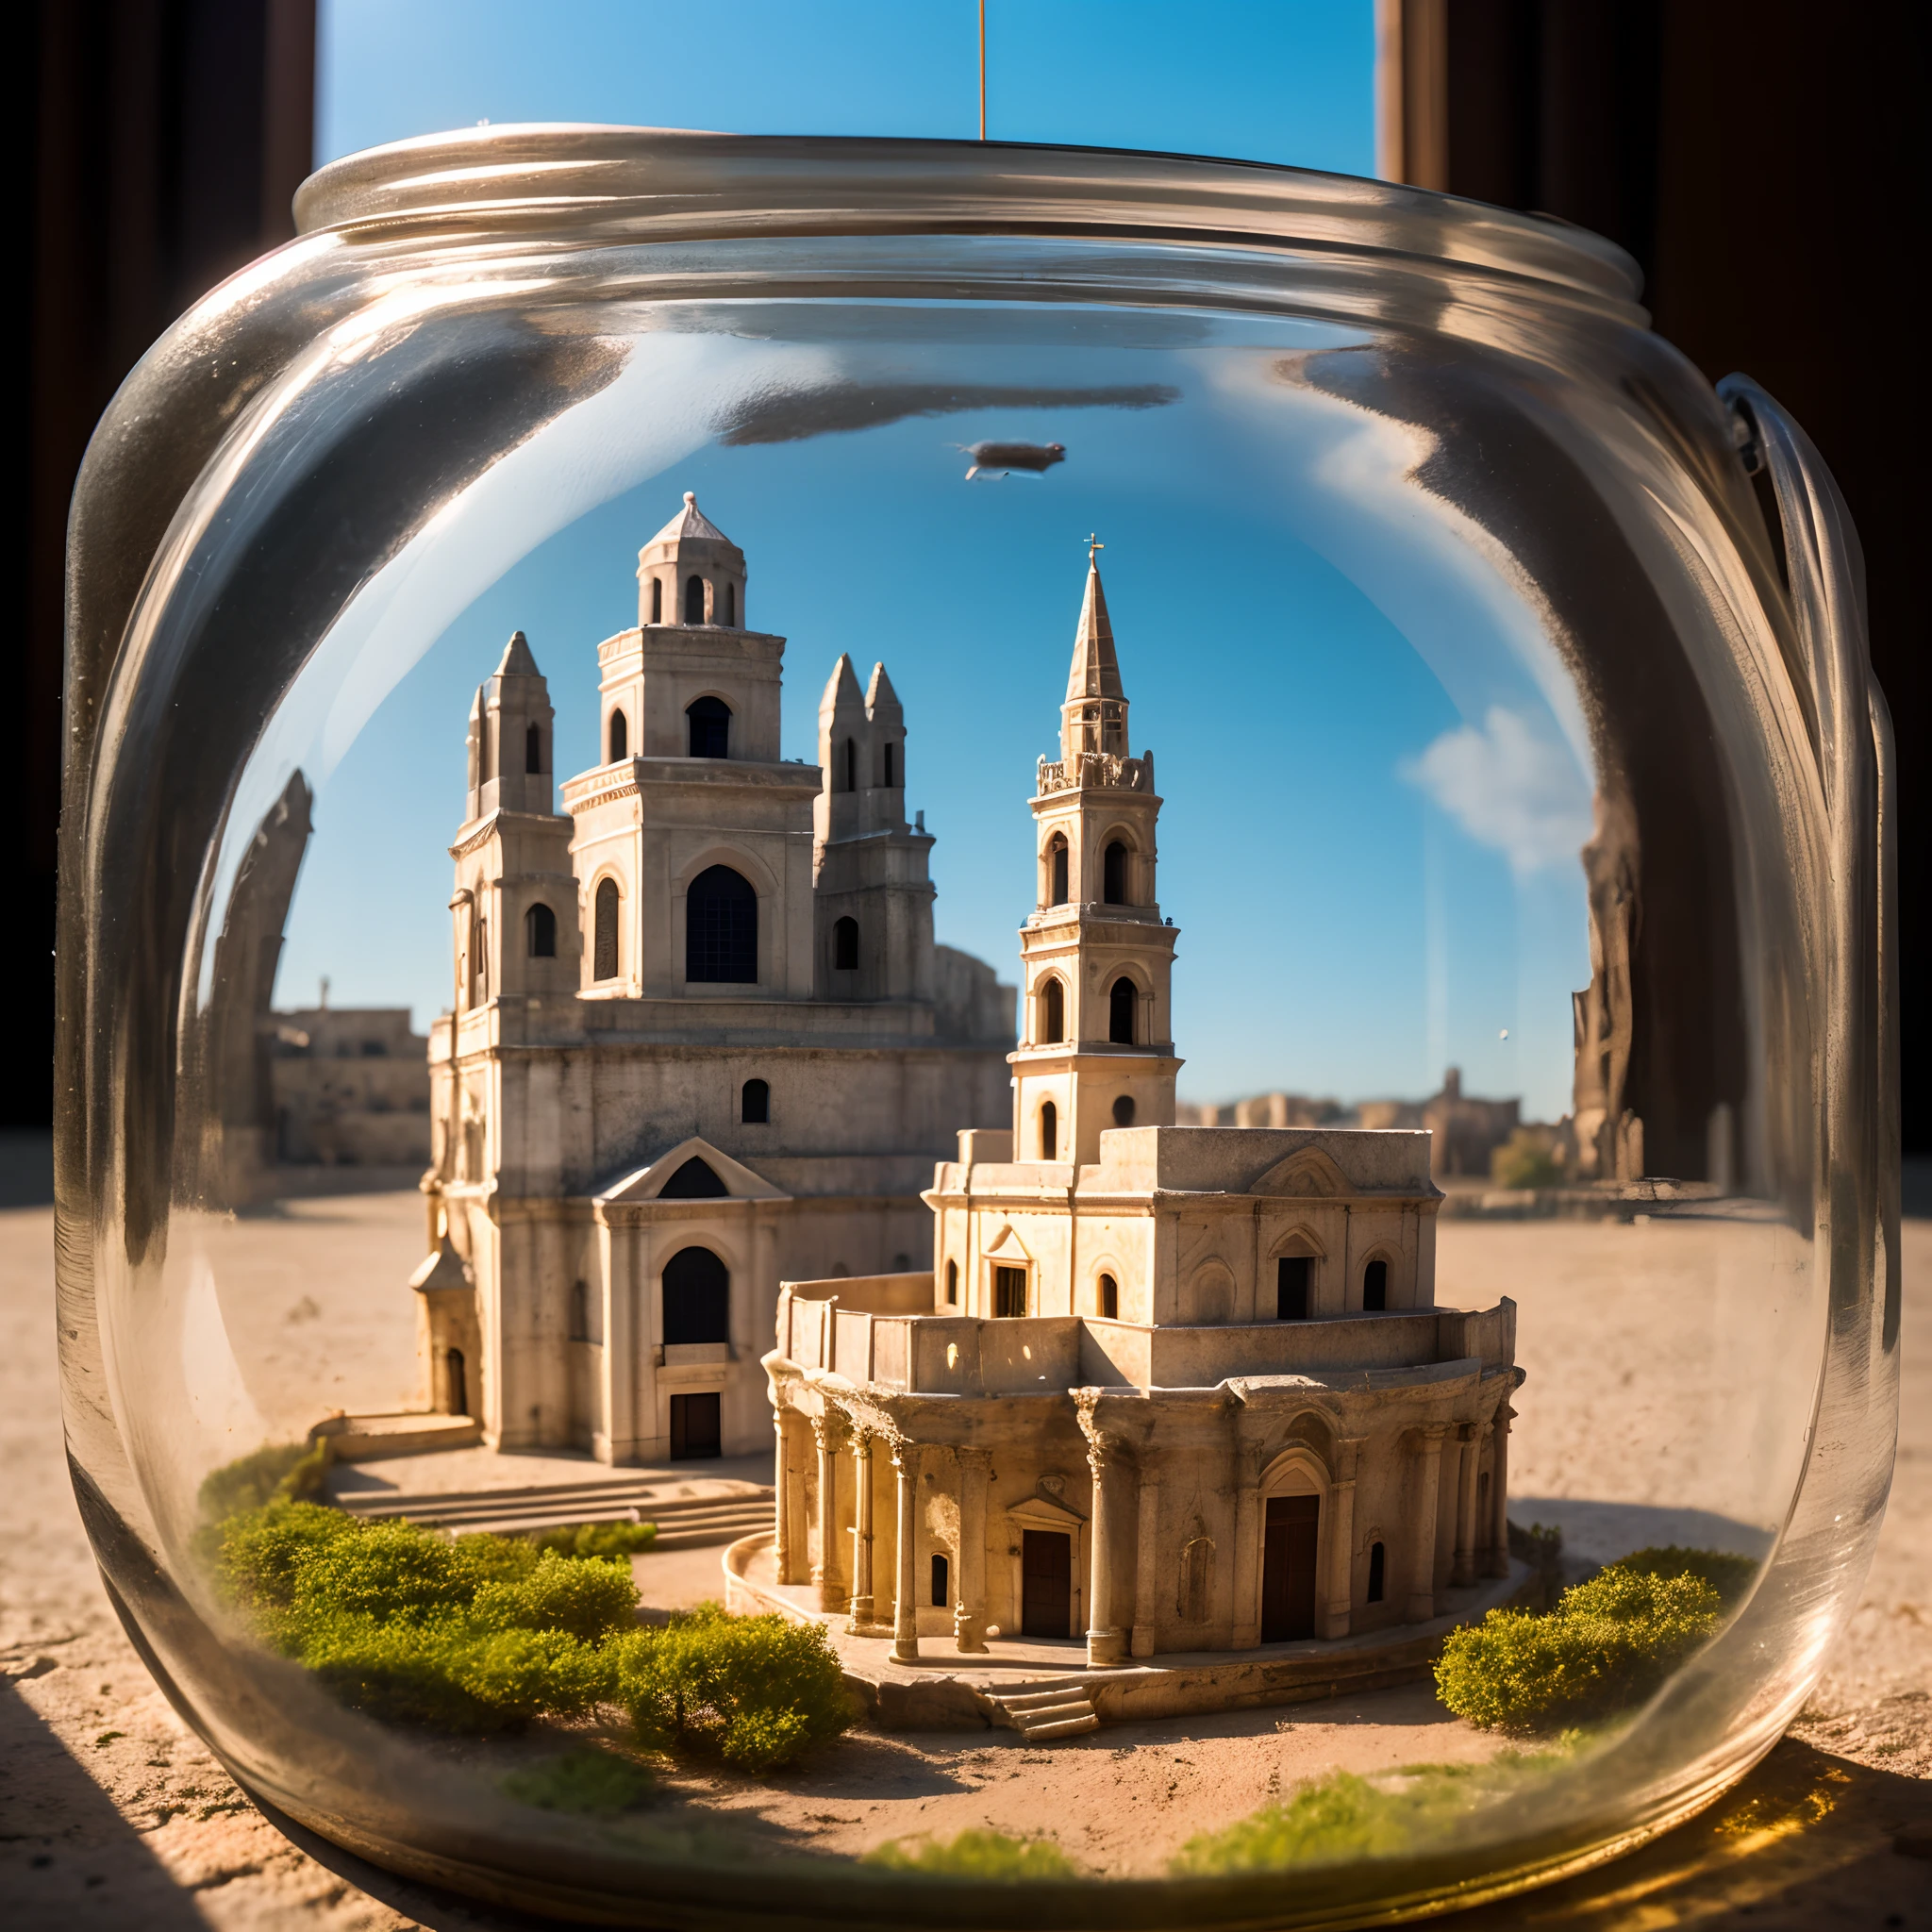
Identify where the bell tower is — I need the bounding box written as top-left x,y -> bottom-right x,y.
1011,543 -> 1180,1167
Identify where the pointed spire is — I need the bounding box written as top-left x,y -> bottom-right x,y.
819,652 -> 866,718
865,661 -> 902,717
495,629 -> 540,677
647,489 -> 730,547
1066,558 -> 1124,703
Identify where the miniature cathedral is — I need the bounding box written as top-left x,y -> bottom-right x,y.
765,551 -> 1524,1667
417,493 -> 1014,1467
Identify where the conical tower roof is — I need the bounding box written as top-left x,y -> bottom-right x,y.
495,629 -> 541,677
1066,559 -> 1124,703
647,490 -> 731,547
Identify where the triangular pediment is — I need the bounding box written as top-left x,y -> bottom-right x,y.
1250,1146 -> 1352,1199
1007,1491 -> 1088,1530
595,1136 -> 789,1206
982,1224 -> 1032,1263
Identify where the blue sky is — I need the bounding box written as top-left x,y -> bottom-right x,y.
278,3 -> 1591,1118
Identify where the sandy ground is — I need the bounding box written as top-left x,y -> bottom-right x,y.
2,1176 -> 1927,1926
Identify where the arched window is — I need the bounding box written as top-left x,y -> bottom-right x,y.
1367,1541 -> 1386,1603
723,580 -> 737,626
1048,834 -> 1069,906
1040,1099 -> 1058,1160
1041,977 -> 1064,1042
687,694 -> 731,758
1111,1094 -> 1136,1128
444,1347 -> 467,1417
686,865 -> 758,983
1277,1255 -> 1312,1320
1108,975 -> 1136,1044
843,737 -> 857,792
833,915 -> 859,972
662,1245 -> 729,1344
593,879 -> 620,980
526,903 -> 557,958
1363,1257 -> 1389,1311
1099,1273 -> 1119,1319
651,576 -> 663,624
525,722 -> 542,774
1104,840 -> 1128,904
568,1279 -> 589,1342
608,708 -> 627,762
945,1259 -> 958,1305
660,1157 -> 728,1199
685,574 -> 707,624
741,1078 -> 770,1124
931,1552 -> 950,1607
882,741 -> 895,787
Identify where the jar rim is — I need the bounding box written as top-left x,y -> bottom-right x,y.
293,125 -> 1643,311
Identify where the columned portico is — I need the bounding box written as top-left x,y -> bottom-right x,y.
891,1441 -> 921,1663
1407,1424 -> 1449,1623
811,1413 -> 846,1611
846,1429 -> 878,1630
1081,1413 -> 1132,1668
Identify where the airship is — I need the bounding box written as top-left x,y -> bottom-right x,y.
955,440 -> 1067,479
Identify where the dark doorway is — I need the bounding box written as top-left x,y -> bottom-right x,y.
445,1347 -> 467,1418
662,1245 -> 729,1343
1363,1258 -> 1389,1311
1367,1540 -> 1386,1604
833,915 -> 859,971
670,1391 -> 722,1459
1021,1529 -> 1072,1638
1261,1493 -> 1321,1641
1277,1256 -> 1311,1320
931,1552 -> 950,1607
686,865 -> 758,982
992,1265 -> 1026,1318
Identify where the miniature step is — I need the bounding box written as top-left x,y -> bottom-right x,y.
338,1483 -> 773,1547
980,1683 -> 1101,1740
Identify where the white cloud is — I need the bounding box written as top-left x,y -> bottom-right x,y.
1401,707 -> 1592,876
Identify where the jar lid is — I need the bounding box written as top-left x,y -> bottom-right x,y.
293,125 -> 1642,312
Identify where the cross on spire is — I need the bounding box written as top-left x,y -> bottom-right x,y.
1086,532 -> 1105,565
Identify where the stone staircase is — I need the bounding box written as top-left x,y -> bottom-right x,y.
338,1479 -> 773,1549
980,1682 -> 1101,1740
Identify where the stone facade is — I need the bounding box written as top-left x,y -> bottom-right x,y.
418,494 -> 1014,1464
769,551 -> 1523,1667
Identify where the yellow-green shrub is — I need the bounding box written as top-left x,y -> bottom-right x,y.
866,1829 -> 1077,1878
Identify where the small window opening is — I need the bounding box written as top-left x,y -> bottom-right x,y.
593,878 -> 620,980
1048,834 -> 1068,906
1099,1272 -> 1119,1319
931,1552 -> 950,1607
608,708 -> 627,763
741,1077 -> 770,1124
1108,975 -> 1136,1044
1111,1094 -> 1136,1128
882,741 -> 895,787
1104,840 -> 1128,904
526,903 -> 557,958
444,1347 -> 467,1418
723,579 -> 737,626
1277,1255 -> 1312,1320
685,574 -> 707,624
993,1265 -> 1026,1318
945,1259 -> 958,1305
651,576 -> 663,624
1040,1099 -> 1058,1161
569,1278 -> 589,1342
834,915 -> 859,971
1367,1541 -> 1386,1603
1041,978 -> 1064,1042
525,722 -> 542,774
1363,1257 -> 1389,1311
844,737 -> 857,792
687,694 -> 731,758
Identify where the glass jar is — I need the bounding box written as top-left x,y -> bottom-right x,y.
57,128 -> 1896,1925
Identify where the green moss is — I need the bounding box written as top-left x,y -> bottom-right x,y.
865,1828 -> 1079,1879
501,1746 -> 656,1817
610,1602 -> 853,1772
1435,1546 -> 1757,1733
198,1440 -> 329,1524
530,1520 -> 658,1560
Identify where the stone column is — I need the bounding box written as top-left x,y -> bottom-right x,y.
1131,1472 -> 1161,1657
1230,1447 -> 1264,1647
954,1447 -> 991,1653
846,1429 -> 876,1630
810,1414 -> 845,1612
1085,1432 -> 1130,1667
891,1441 -> 921,1664
1484,1407 -> 1513,1578
773,1410 -> 793,1582
1406,1424 -> 1449,1624
783,1416 -> 810,1585
1324,1438 -> 1363,1639
1452,1423 -> 1481,1588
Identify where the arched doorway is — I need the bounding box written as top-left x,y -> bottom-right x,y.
1261,1491 -> 1321,1641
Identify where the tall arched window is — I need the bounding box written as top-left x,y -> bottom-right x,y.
444,1347 -> 467,1417
651,576 -> 663,624
687,694 -> 731,758
723,580 -> 737,626
1367,1541 -> 1386,1603
568,1279 -> 589,1341
833,916 -> 859,971
1104,840 -> 1128,904
526,903 -> 557,958
1111,1094 -> 1136,1127
843,737 -> 857,792
686,865 -> 758,983
1277,1255 -> 1312,1320
608,708 -> 627,762
525,722 -> 542,774
592,879 -> 620,980
1048,834 -> 1069,906
882,741 -> 895,787
1363,1257 -> 1389,1311
741,1077 -> 770,1124
1099,1273 -> 1119,1319
685,574 -> 707,624
662,1245 -> 729,1343
1040,1099 -> 1058,1160
1109,975 -> 1136,1043
945,1259 -> 958,1305
1041,977 -> 1064,1042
